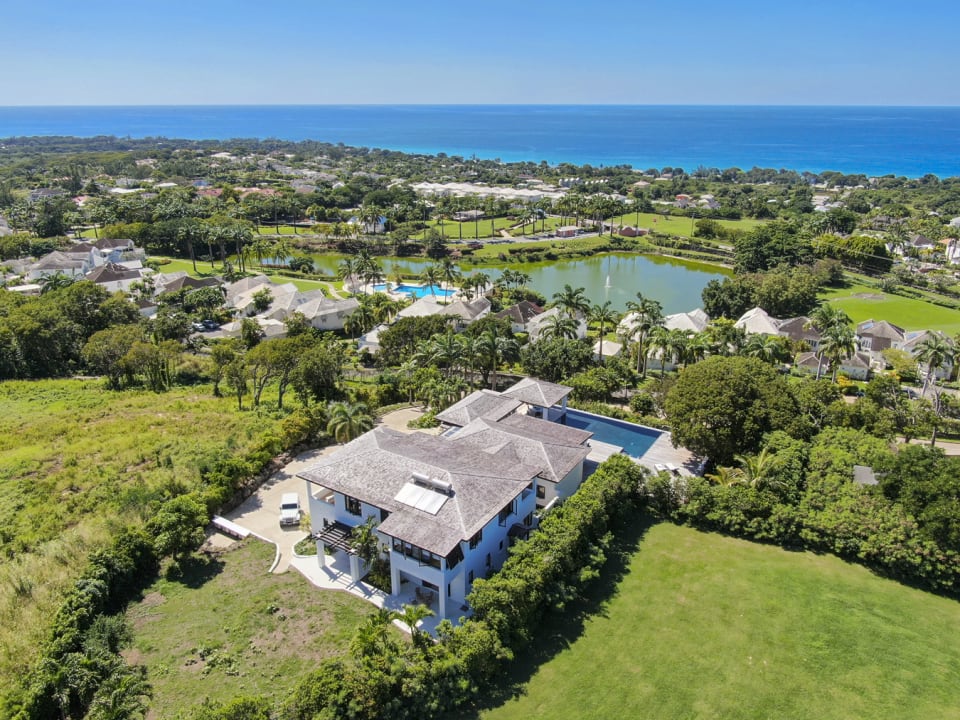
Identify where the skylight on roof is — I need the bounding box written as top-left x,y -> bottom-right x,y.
394,482 -> 449,515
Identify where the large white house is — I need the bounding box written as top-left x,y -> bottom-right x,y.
298,377 -> 588,620
299,428 -> 540,620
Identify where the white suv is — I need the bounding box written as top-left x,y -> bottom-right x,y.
279,493 -> 301,526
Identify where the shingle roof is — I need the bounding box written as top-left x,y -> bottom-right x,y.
449,417 -> 591,484
856,319 -> 905,342
435,389 -> 523,427
777,316 -> 821,344
494,300 -> 543,325
298,428 -> 538,555
501,377 -> 572,407
85,263 -> 143,283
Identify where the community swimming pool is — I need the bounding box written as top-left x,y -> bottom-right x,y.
372,283 -> 455,299
563,408 -> 662,458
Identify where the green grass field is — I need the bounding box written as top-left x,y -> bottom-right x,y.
128,539 -> 376,716
152,257 -> 338,293
610,211 -> 764,236
0,379 -> 285,696
821,281 -> 960,335
483,522 -> 960,720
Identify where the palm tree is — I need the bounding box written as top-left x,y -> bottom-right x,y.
914,333 -> 957,446
915,333 -> 954,396
648,326 -> 673,377
40,272 -> 76,294
624,294 -> 664,376
349,608 -> 397,659
420,264 -> 443,297
704,318 -> 746,357
326,402 -> 373,443
344,302 -> 376,338
539,313 -> 579,341
438,258 -> 461,295
250,236 -> 271,270
337,257 -> 358,292
552,284 -> 590,319
742,334 -> 792,365
807,305 -> 852,381
86,664 -> 152,720
395,603 -> 435,650
733,448 -> 781,490
476,328 -> 519,390
272,237 -> 293,268
589,301 -> 619,364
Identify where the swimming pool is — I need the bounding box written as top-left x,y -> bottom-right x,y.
563,408 -> 662,458
372,283 -> 454,299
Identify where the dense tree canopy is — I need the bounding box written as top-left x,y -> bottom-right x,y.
664,356 -> 801,464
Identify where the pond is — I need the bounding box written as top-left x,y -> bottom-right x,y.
307,252 -> 729,314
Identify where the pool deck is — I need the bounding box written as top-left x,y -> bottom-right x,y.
635,431 -> 703,477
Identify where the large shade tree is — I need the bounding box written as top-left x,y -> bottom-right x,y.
664,355 -> 801,464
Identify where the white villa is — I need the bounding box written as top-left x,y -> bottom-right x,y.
298,378 -> 589,621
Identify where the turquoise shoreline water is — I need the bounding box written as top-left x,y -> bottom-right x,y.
2,105 -> 960,177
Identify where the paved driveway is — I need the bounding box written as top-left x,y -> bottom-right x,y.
223,446 -> 339,572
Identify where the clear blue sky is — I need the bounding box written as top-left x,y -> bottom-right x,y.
4,0 -> 959,106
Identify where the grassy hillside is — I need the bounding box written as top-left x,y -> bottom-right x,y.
483,522 -> 960,720
127,539 -> 375,717
0,379 -> 284,695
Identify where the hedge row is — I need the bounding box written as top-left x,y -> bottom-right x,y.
271,455 -> 649,720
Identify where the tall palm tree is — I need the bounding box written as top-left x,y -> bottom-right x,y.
250,236 -> 272,270
733,448 -> 781,490
40,272 -> 76,294
476,328 -> 519,390
326,402 -> 373,443
816,313 -> 856,383
624,294 -> 664,376
438,258 -> 461,295
807,305 -> 852,381
589,301 -> 619,364
337,257 -> 358,292
272,237 -> 293,267
915,333 -> 954,396
420,264 -> 443,297
915,333 -> 957,446
552,284 -> 590,319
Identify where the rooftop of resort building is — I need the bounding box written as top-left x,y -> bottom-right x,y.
434,389 -> 523,428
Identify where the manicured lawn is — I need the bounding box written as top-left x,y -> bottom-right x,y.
821,281 -> 960,335
610,211 -> 765,236
128,539 -> 376,716
483,522 -> 960,720
151,257 -> 336,293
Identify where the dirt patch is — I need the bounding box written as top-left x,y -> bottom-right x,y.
140,591 -> 166,609
852,292 -> 886,300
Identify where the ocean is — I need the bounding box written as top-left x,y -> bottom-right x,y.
1,105 -> 959,178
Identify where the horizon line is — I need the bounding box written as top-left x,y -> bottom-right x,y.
2,103 -> 960,109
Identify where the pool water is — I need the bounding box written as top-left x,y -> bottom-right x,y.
372,283 -> 454,299
563,409 -> 662,458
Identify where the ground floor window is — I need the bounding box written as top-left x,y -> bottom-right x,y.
422,580 -> 439,592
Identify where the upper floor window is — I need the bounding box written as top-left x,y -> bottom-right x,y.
345,495 -> 362,516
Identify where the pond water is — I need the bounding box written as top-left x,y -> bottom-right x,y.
309,252 -> 728,314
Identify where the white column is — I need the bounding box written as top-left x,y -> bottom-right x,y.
391,560 -> 401,596
349,554 -> 361,582
439,585 -> 448,619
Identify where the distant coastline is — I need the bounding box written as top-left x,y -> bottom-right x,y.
2,105 -> 960,178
